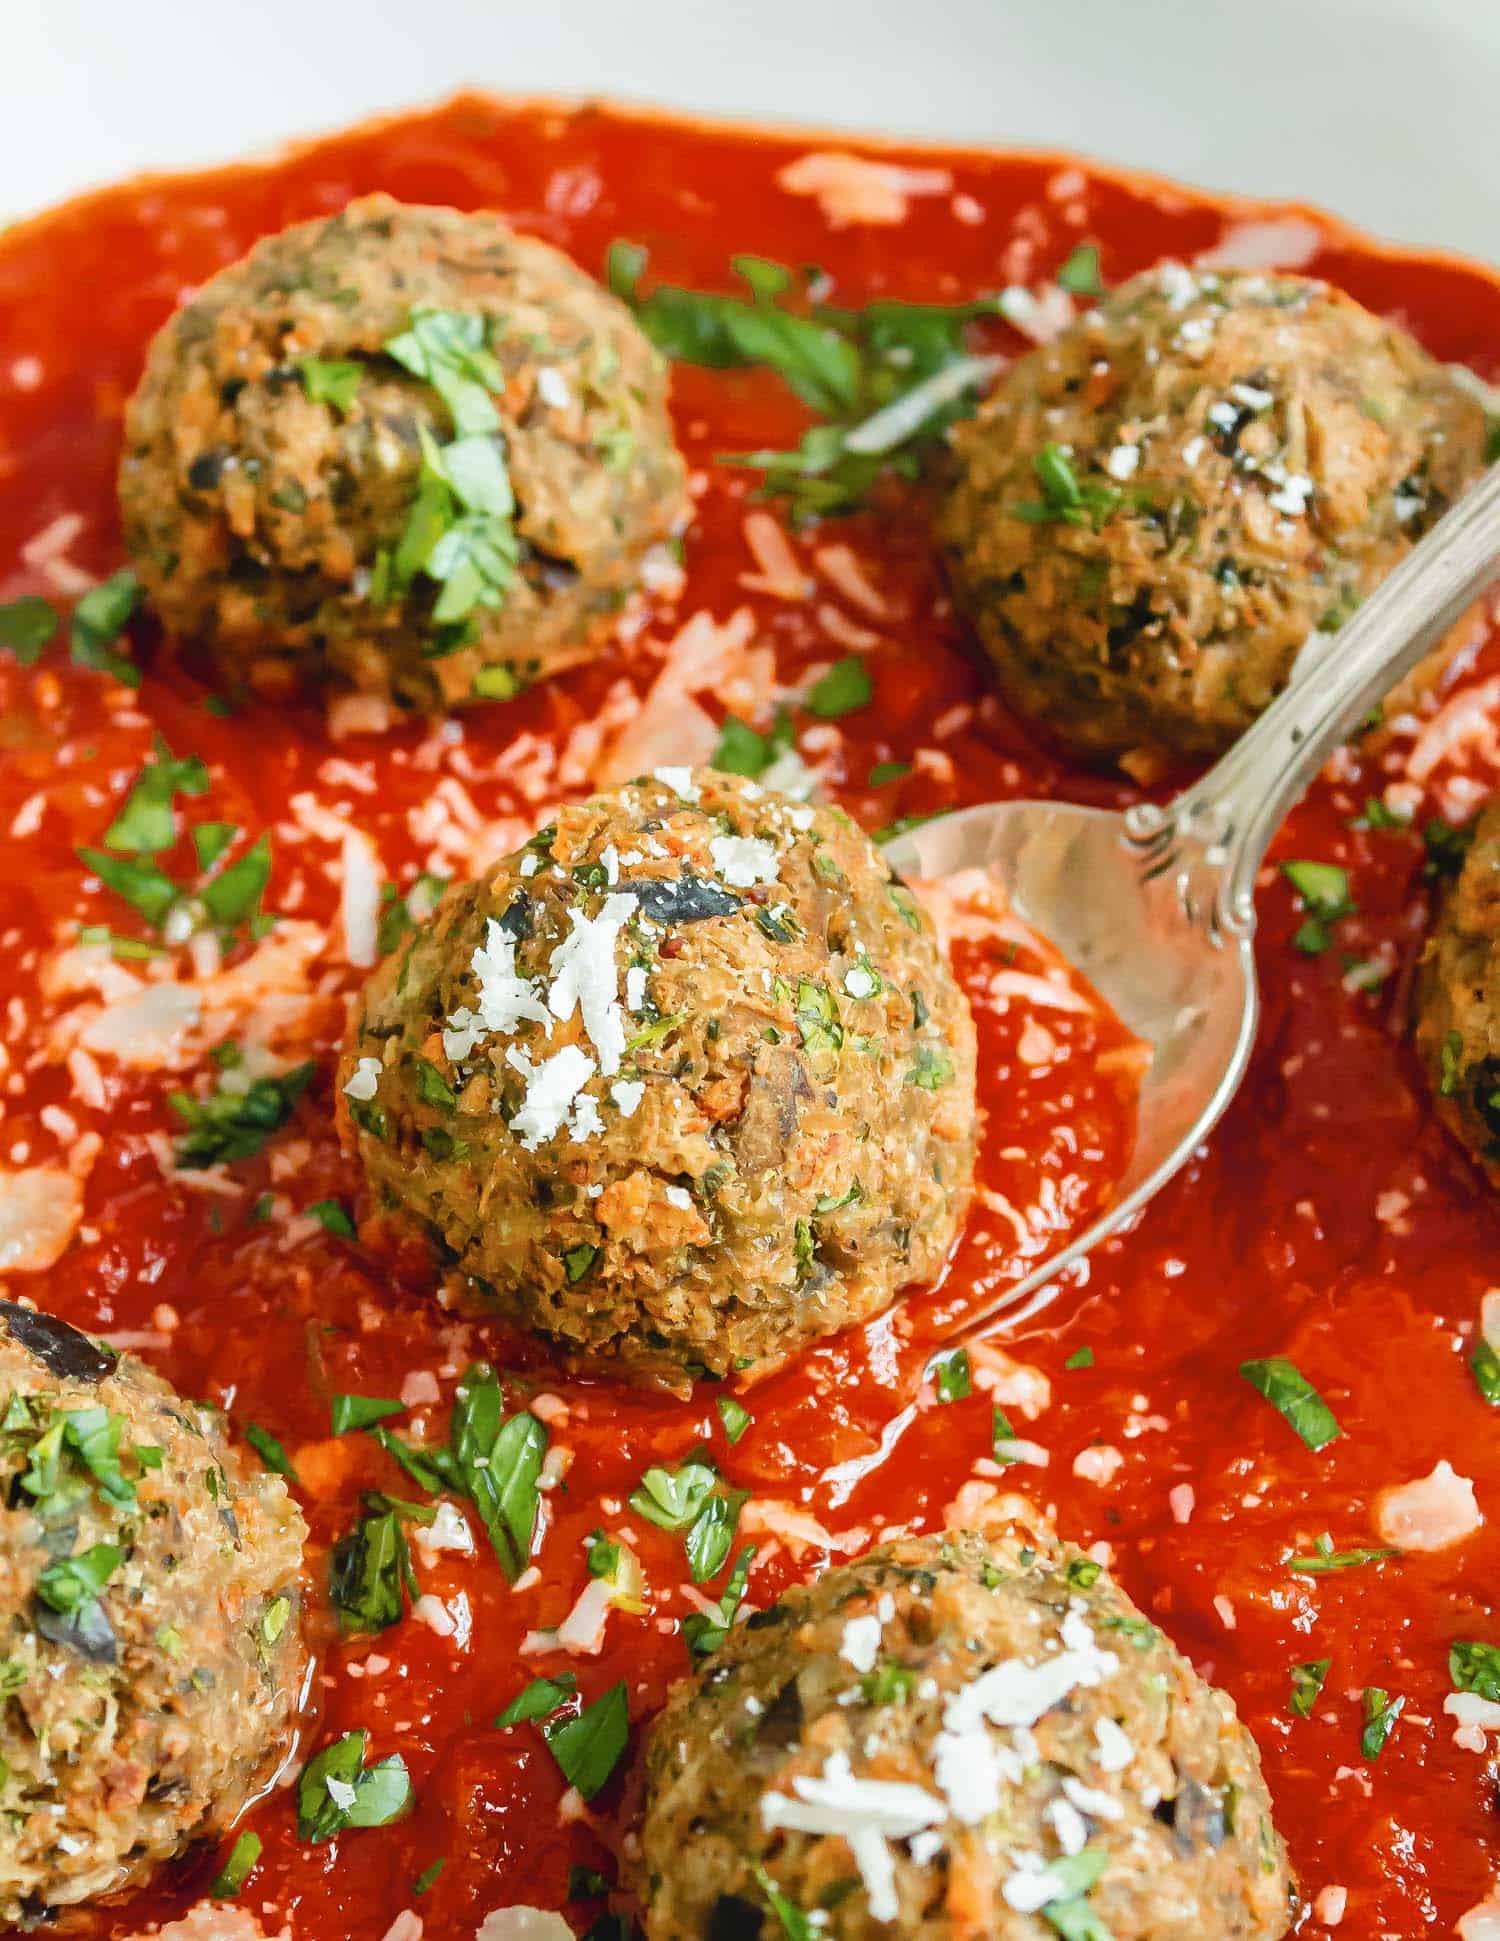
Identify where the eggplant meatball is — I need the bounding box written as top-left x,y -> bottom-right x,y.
0,1302 -> 306,1920
940,266 -> 1485,768
1416,800 -> 1500,1179
119,195 -> 688,713
637,1530 -> 1293,1941
338,769 -> 976,1387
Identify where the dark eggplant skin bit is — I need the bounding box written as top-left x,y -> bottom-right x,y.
0,1300 -> 115,1384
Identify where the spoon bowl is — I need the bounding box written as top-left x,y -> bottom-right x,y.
889,461 -> 1500,1340
885,800 -> 1256,1329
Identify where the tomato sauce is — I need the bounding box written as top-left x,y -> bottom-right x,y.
1,91 -> 1500,1941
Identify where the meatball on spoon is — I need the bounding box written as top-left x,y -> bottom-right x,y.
888,462 -> 1500,1335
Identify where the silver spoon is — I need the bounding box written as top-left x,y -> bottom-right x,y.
884,463 -> 1500,1338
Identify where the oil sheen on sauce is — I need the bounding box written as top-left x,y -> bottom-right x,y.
1,92 -> 1500,1941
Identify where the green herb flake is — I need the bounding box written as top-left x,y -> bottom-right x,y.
803,656 -> 873,719
1064,1346 -> 1094,1371
308,1199 -> 357,1239
1280,859 -> 1356,956
413,1859 -> 446,1896
1360,1685 -> 1404,1760
192,820 -> 238,870
169,1060 -> 313,1167
300,357 -> 365,415
70,570 -> 142,686
296,1729 -> 412,1841
1450,1639 -> 1500,1700
630,1459 -> 717,1531
1056,243 -> 1105,296
1239,1356 -> 1342,1451
1471,1337 -> 1500,1405
542,1679 -> 630,1799
244,1422 -> 298,1482
201,831 -> 272,929
210,1829 -> 262,1899
495,1671 -> 578,1728
102,736 -> 210,854
752,1862 -> 818,1941
928,1346 -> 971,1403
0,594 -> 58,663
716,1395 -> 752,1444
1288,1538 -> 1398,1575
330,1506 -> 418,1633
450,1363 -> 545,1582
1288,1659 -> 1331,1719
331,1394 -> 404,1436
77,846 -> 181,928
682,1543 -> 756,1655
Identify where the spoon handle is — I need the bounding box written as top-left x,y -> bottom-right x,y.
1130,462 -> 1500,931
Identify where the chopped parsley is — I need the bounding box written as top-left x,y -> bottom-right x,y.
296,1730 -> 412,1842
542,1679 -> 629,1798
1039,1848 -> 1112,1940
201,831 -> 272,928
906,1044 -> 954,1090
413,1860 -> 446,1896
861,1660 -> 918,1706
1238,1356 -> 1342,1451
76,846 -> 180,926
169,1060 -> 314,1167
869,760 -> 911,786
1064,1346 -> 1094,1371
1280,859 -> 1356,955
1288,1658 -> 1330,1718
716,1395 -> 752,1444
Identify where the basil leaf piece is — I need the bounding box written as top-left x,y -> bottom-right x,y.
542,1679 -> 629,1799
684,1488 -> 747,1584
201,832 -> 272,928
803,655 -> 872,719
629,1459 -> 717,1531
244,1422 -> 298,1482
1288,1542 -> 1397,1574
169,1061 -> 314,1167
1360,1686 -> 1404,1760
716,1396 -> 751,1444
752,1863 -> 818,1941
1056,243 -> 1105,296
308,1199 -> 357,1239
495,1671 -> 578,1728
1450,1639 -> 1500,1701
1471,1338 -> 1500,1405
71,570 -> 142,686
1288,1659 -> 1331,1719
77,846 -> 181,927
331,1394 -> 404,1436
192,821 -> 238,870
103,736 -> 210,853
210,1829 -> 262,1898
1280,859 -> 1356,956
682,1544 -> 756,1655
300,357 -> 364,415
450,1363 -> 545,1581
296,1729 -> 412,1841
0,594 -> 59,662
1239,1357 -> 1342,1451
928,1346 -> 971,1403
330,1507 -> 418,1632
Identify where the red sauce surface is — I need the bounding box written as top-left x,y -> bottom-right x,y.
2,91 -> 1500,1941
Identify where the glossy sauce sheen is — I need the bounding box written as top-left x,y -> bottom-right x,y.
1,94 -> 1499,1941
